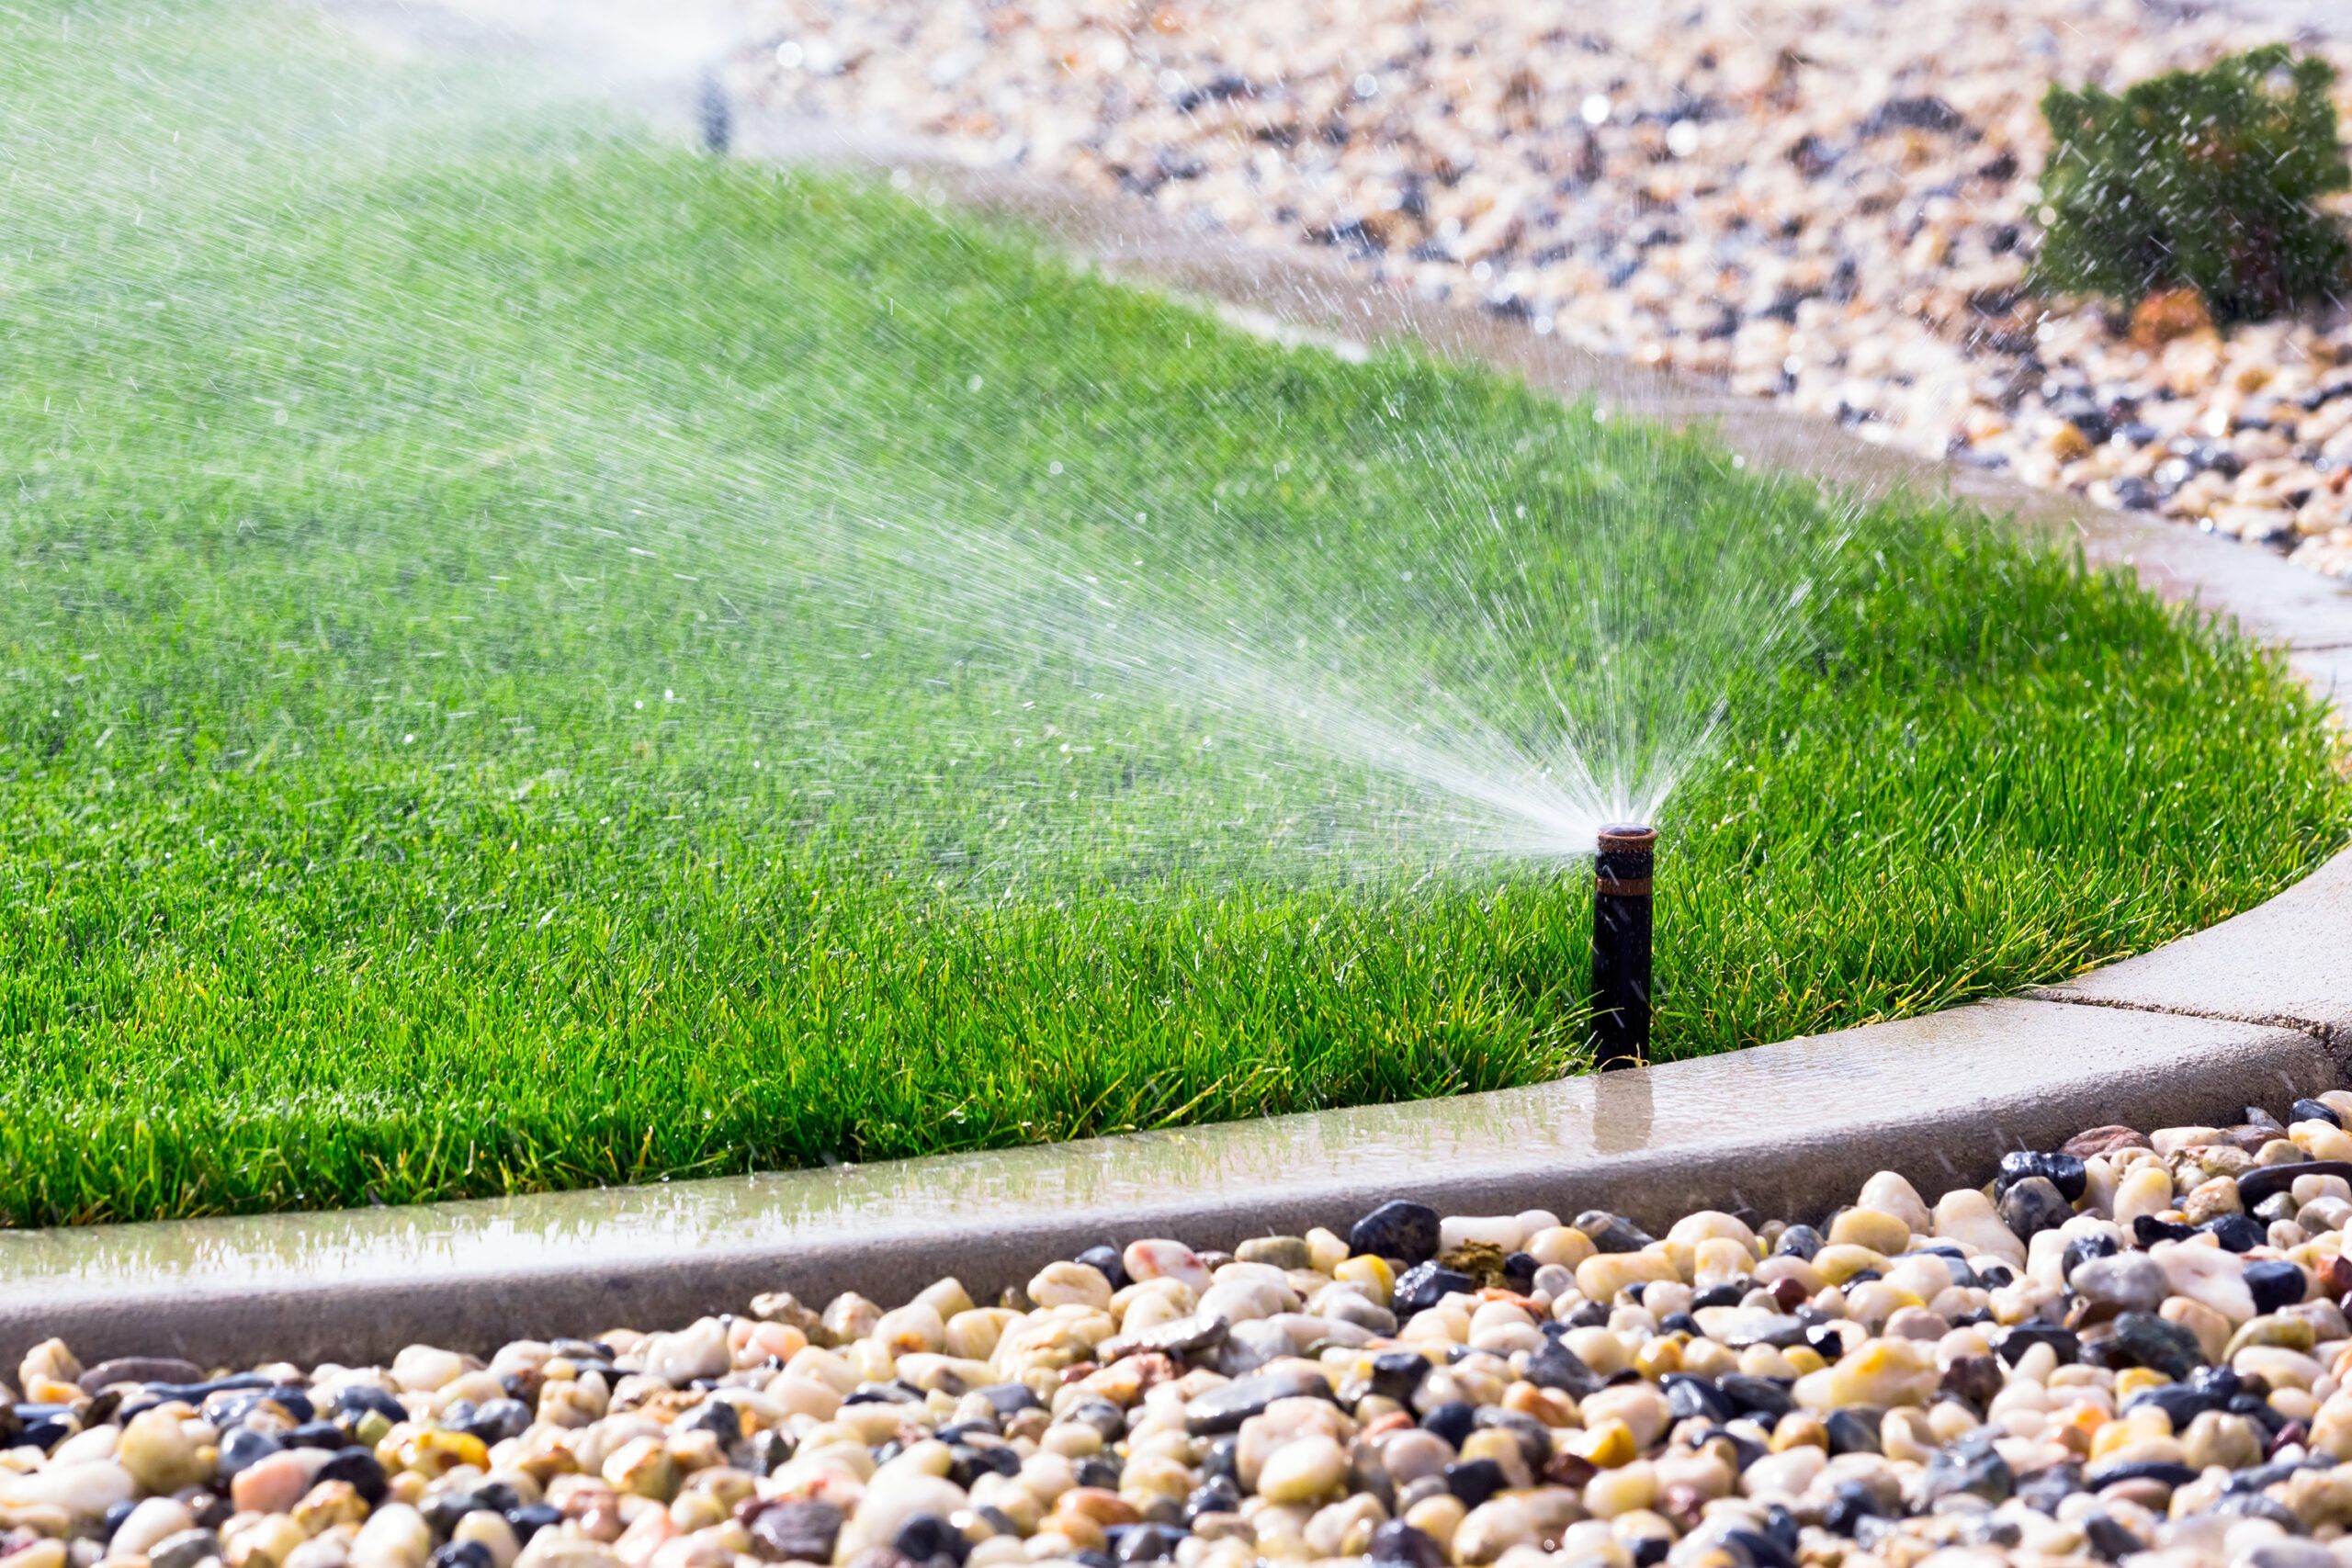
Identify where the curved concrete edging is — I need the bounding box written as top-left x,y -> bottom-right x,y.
3,0 -> 2346,1373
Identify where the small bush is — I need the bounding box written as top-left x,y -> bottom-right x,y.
2033,44 -> 2351,322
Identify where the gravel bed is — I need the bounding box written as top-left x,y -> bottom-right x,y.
727,0 -> 2352,578
25,1097 -> 2352,1567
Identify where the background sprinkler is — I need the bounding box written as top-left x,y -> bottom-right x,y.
1590,823 -> 1656,1070
697,69 -> 731,155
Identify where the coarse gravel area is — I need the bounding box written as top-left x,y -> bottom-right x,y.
728,0 -> 2352,578
28,1093 -> 2352,1568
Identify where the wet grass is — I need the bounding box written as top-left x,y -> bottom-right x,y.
0,2 -> 2346,1225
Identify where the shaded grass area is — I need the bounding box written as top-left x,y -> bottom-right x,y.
0,2 -> 2345,1225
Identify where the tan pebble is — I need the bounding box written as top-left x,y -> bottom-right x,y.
117,1405 -> 212,1495
2112,1167 -> 2176,1233
1123,1240 -> 1212,1294
1811,1244 -> 1893,1286
1578,1384 -> 1669,1449
2162,1296 -> 2234,1365
1451,1496 -> 1535,1566
1524,1226 -> 1596,1269
1857,1172 -> 1933,1234
1574,1251 -> 1678,1303
232,1449 -> 317,1516
1256,1435 -> 1347,1506
1401,1494 -> 1466,1550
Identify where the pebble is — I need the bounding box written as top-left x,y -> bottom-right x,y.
33,1094 -> 2352,1568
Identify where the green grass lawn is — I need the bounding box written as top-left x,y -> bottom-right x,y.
1,1 -> 2345,1226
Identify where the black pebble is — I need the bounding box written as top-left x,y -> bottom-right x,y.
1368,1350 -> 1430,1404
1996,1176 -> 2073,1239
334,1386 -> 408,1427
217,1427 -> 282,1479
748,1430 -> 797,1475
1369,1521 -> 1447,1568
317,1447 -> 390,1505
1721,1527 -> 1795,1568
19,1415 -> 74,1452
460,1399 -> 535,1445
2014,1461 -> 2084,1516
977,1383 -> 1042,1416
1523,1344 -> 1599,1401
1114,1525 -> 1184,1563
1663,1374 -> 1733,1425
1075,1245 -> 1130,1290
2245,1258 -> 2309,1314
2060,1234 -> 2119,1279
428,1545 -> 492,1568
892,1515 -> 969,1567
1825,1408 -> 1883,1456
1994,1325 -> 2079,1367
1074,1457 -> 1122,1491
1392,1263 -> 1476,1315
421,1491 -> 490,1538
1717,1374 -> 1794,1420
2199,1214 -> 2265,1254
2083,1459 -> 2198,1490
2082,1512 -> 2141,1562
2110,1313 -> 2208,1379
1182,1477 -> 1239,1523
1574,1210 -> 1656,1254
1443,1458 -> 1508,1507
1349,1201 -> 1441,1265
1773,1224 -> 1824,1260
282,1420 -> 346,1451
2292,1098 -> 2342,1128
1820,1482 -> 1883,1535
1419,1402 -> 1477,1449
1997,1150 -> 2088,1201
505,1504 -> 560,1541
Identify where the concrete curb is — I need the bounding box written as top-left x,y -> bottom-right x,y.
3,991 -> 2341,1369
3,0 -> 2343,1374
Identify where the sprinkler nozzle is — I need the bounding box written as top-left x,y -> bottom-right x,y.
1590,823 -> 1655,1071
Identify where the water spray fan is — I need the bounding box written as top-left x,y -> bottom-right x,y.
1590,824 -> 1655,1070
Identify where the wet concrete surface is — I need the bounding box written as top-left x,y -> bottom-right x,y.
0,997 -> 2333,1366
2039,835 -> 2352,1042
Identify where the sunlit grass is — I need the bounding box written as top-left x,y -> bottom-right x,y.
0,0 -> 2344,1225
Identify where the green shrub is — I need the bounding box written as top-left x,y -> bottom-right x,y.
2033,45 -> 2351,321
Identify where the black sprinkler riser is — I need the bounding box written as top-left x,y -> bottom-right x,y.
698,72 -> 732,155
1591,823 -> 1655,1071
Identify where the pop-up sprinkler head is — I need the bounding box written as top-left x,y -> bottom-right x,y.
1590,823 -> 1655,1071
698,70 -> 732,155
